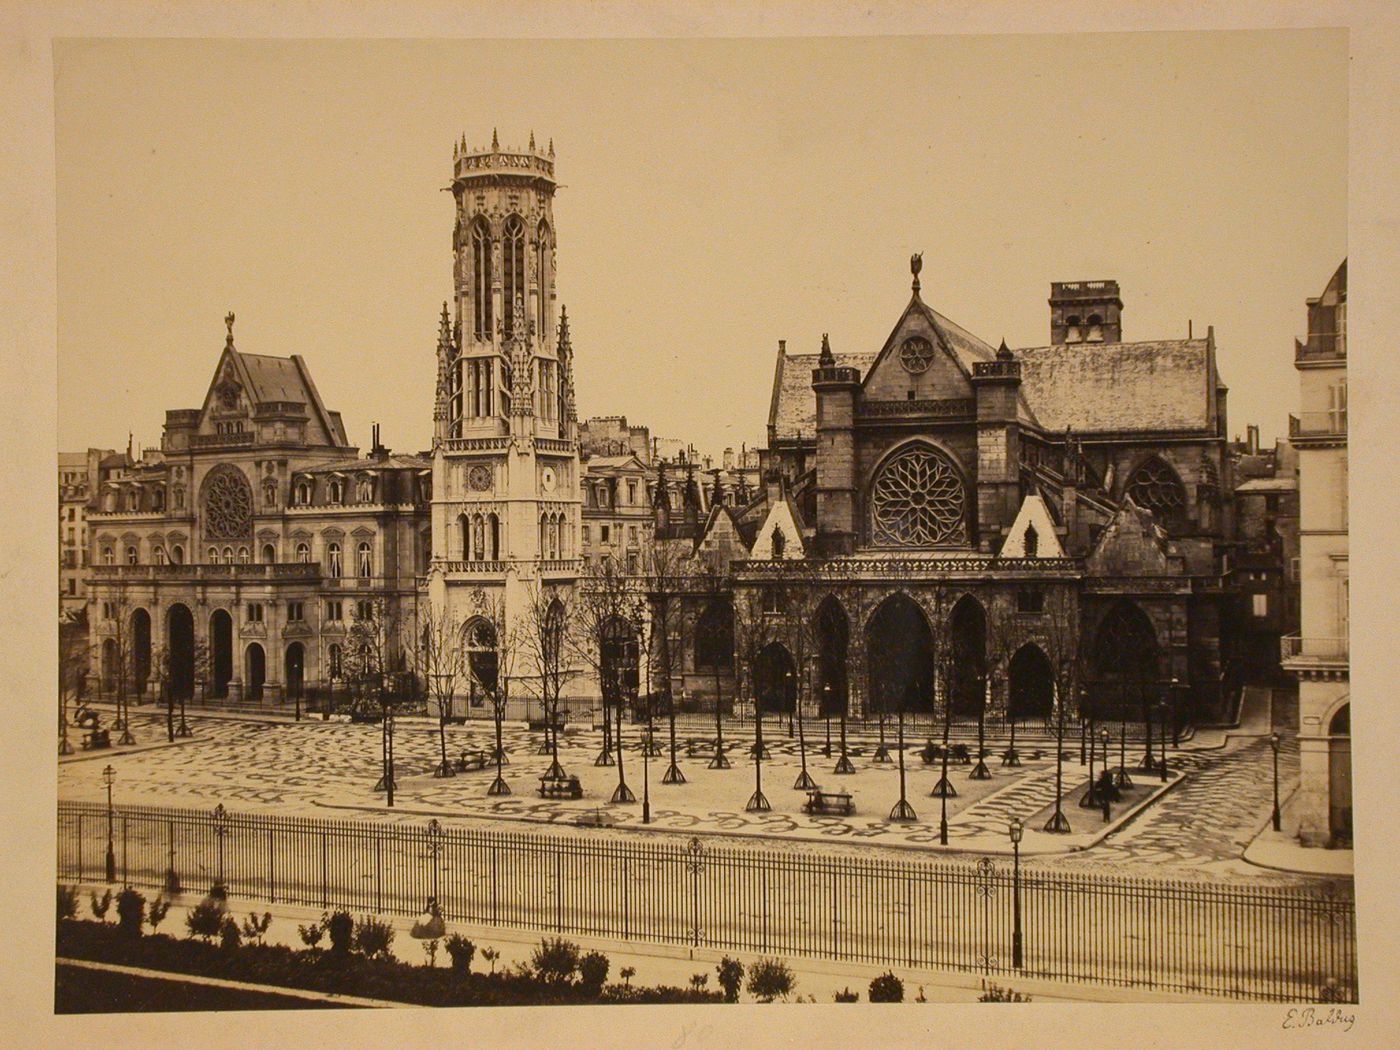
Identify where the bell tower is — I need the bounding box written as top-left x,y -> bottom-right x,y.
429,132 -> 581,721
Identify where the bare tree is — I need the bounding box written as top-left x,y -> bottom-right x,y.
59,608 -> 89,754
985,601 -> 1023,768
409,603 -> 467,778
344,597 -> 400,805
639,536 -> 691,785
569,556 -> 638,797
465,587 -> 520,797
520,579 -> 578,782
692,562 -> 735,769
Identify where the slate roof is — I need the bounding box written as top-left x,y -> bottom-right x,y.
1014,340 -> 1213,433
769,350 -> 875,441
295,453 -> 430,474
1235,477 -> 1297,493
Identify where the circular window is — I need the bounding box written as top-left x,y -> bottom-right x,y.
200,465 -> 253,540
899,337 -> 935,374
870,445 -> 966,547
467,464 -> 493,492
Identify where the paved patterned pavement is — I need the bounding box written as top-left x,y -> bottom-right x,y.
59,705 -> 1315,885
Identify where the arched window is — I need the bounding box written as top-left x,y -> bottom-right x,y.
357,477 -> 374,503
261,542 -> 276,564
103,490 -> 116,512
502,215 -> 526,335
170,544 -> 184,565
262,480 -> 277,508
327,541 -> 342,577
237,546 -> 250,564
328,644 -> 342,679
208,546 -> 220,564
152,489 -> 165,511
1087,314 -> 1104,342
869,444 -> 968,547
1065,315 -> 1082,343
126,545 -> 139,565
222,546 -> 234,564
488,513 -> 500,559
1024,523 -> 1039,558
457,513 -> 469,560
471,218 -> 492,340
153,544 -> 167,565
537,220 -> 551,335
126,490 -> 140,511
102,546 -> 114,565
1125,457 -> 1187,529
295,541 -> 311,563
472,515 -> 485,561
295,479 -> 312,505
694,601 -> 735,670
327,479 -> 343,504
357,541 -> 373,578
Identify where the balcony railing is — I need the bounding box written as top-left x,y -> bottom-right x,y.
736,555 -> 1082,578
1280,634 -> 1348,662
90,563 -> 321,581
190,432 -> 255,449
1288,412 -> 1347,439
437,560 -> 506,573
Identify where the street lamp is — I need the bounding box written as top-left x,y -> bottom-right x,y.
642,700 -> 653,824
822,684 -> 833,757
1009,817 -> 1024,969
784,669 -> 794,738
212,802 -> 228,891
745,673 -> 770,813
834,683 -> 855,775
794,657 -> 817,791
1079,710 -> 1099,809
1099,728 -> 1112,821
1156,699 -> 1169,783
1270,731 -> 1282,832
102,764 -> 116,883
1169,676 -> 1181,748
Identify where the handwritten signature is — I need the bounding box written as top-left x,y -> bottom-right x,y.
1283,1006 -> 1355,1032
673,1020 -> 715,1049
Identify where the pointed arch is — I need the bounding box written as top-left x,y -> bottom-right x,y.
130,608 -> 152,696
694,598 -> 735,671
1008,643 -> 1054,722
470,216 -> 492,340
866,593 -> 936,714
753,642 -> 797,715
1125,455 -> 1186,530
488,513 -> 500,560
536,218 -> 552,335
1089,599 -> 1159,719
946,594 -> 988,718
816,595 -> 849,716
502,214 -> 526,334
245,643 -> 266,701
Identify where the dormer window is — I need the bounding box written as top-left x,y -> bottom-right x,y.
295,479 -> 312,505
356,477 -> 374,503
328,479 -> 344,504
1024,523 -> 1039,558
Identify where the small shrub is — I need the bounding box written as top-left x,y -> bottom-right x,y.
207,882 -> 228,905
298,913 -> 328,952
115,887 -> 146,939
57,885 -> 79,922
422,937 -> 440,968
868,971 -> 904,1003
327,910 -> 354,955
619,965 -> 636,988
444,933 -> 475,973
745,957 -> 795,1002
354,915 -> 396,960
578,951 -> 610,991
185,898 -> 225,941
219,915 -> 242,952
716,956 -> 744,1002
978,982 -> 1032,1002
147,897 -> 171,933
240,911 -> 273,946
833,987 -> 859,1002
481,946 -> 500,974
89,889 -> 112,922
532,937 -> 581,984
689,973 -> 709,992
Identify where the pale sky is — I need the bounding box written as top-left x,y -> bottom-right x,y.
55,32 -> 1346,460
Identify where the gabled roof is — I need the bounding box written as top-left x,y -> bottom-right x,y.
295,453 -> 430,475
200,341 -> 349,447
584,454 -> 648,473
1015,339 -> 1212,433
769,348 -> 875,441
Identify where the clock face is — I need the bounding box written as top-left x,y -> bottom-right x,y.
541,467 -> 556,493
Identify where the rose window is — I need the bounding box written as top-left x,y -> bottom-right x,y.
870,446 -> 966,547
899,337 -> 935,374
200,465 -> 253,539
467,464 -> 493,492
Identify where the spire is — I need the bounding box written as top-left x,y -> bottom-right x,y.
653,461 -> 670,508
433,302 -> 456,431
557,304 -> 576,422
529,129 -> 536,150
548,137 -> 554,156
491,127 -> 499,150
460,133 -> 466,153
910,252 -> 923,296
224,311 -> 236,349
437,301 -> 452,347
818,331 -> 834,368
557,304 -> 572,354
453,138 -> 459,159
996,338 -> 1014,361
710,468 -> 725,507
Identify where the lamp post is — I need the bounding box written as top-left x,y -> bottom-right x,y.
427,818 -> 442,903
745,673 -> 770,812
1170,676 -> 1181,748
431,672 -> 455,778
212,802 -> 228,891
1156,699 -> 1169,783
785,669 -> 795,738
1080,715 -> 1098,809
102,764 -> 116,883
822,694 -> 832,757
834,683 -> 855,775
794,657 -> 816,791
1100,728 -> 1112,821
1270,731 -> 1282,832
1009,817 -> 1024,969
1114,687 -> 1132,789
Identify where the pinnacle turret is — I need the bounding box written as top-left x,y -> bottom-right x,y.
818,331 -> 834,368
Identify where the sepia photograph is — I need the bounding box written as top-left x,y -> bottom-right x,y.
6,3 -> 1396,1045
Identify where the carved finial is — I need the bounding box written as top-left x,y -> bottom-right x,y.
818,332 -> 834,368
548,137 -> 554,156
997,338 -> 1014,361
453,138 -> 459,159
491,127 -> 499,150
224,311 -> 235,347
529,130 -> 536,150
910,253 -> 923,294
557,304 -> 571,352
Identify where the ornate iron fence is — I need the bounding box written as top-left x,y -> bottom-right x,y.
57,800 -> 1355,1003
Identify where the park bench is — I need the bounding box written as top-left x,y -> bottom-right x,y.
74,708 -> 111,750
685,738 -> 719,758
455,749 -> 491,772
951,743 -> 972,764
804,789 -> 854,816
919,743 -> 943,765
539,774 -> 583,800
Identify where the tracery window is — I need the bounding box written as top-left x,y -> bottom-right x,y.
899,336 -> 935,374
869,445 -> 967,547
502,216 -> 526,335
200,465 -> 254,539
1125,457 -> 1186,526
471,219 -> 492,340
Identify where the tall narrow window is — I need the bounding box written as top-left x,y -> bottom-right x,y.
537,220 -> 551,335
488,513 -> 500,559
357,541 -> 373,578
1329,380 -> 1347,434
483,360 -> 494,416
471,219 -> 492,340
502,216 -> 525,335
295,541 -> 310,563
327,542 -> 342,577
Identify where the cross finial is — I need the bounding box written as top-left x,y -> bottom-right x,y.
224,311 -> 235,346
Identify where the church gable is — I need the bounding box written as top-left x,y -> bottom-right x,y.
750,499 -> 806,560
1086,499 -> 1171,575
861,300 -> 975,404
999,493 -> 1066,558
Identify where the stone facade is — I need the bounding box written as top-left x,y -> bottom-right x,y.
60,448 -> 114,616
1281,260 -> 1349,848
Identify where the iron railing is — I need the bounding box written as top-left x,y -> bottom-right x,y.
57,801 -> 1355,1003
1280,635 -> 1349,662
